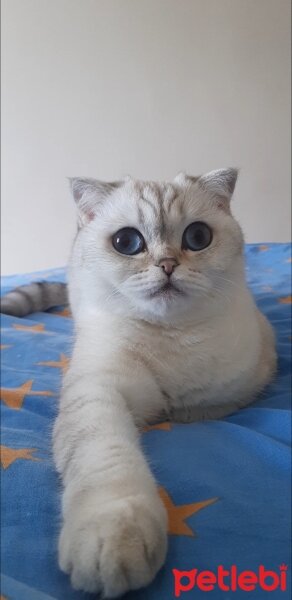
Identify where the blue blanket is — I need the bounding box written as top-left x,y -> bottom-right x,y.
1,243 -> 291,600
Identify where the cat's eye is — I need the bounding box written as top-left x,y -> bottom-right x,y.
182,222 -> 212,251
112,227 -> 145,255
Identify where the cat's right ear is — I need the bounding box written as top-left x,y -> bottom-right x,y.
69,178 -> 122,226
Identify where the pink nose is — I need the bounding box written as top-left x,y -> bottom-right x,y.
158,257 -> 178,276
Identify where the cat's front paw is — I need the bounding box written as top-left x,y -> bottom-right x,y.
59,492 -> 167,597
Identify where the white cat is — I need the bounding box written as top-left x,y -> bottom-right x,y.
50,169 -> 275,597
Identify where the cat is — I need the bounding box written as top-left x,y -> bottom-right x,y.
1,169 -> 276,597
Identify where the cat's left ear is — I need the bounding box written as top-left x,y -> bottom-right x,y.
69,177 -> 122,226
175,168 -> 238,209
198,168 -> 238,200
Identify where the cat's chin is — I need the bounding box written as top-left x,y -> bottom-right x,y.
147,281 -> 185,301
134,287 -> 193,323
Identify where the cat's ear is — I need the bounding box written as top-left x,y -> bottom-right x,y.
174,168 -> 238,210
69,177 -> 122,226
197,168 -> 238,201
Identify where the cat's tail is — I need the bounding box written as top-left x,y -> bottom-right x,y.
0,282 -> 68,317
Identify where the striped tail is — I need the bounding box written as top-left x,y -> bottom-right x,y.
0,282 -> 68,317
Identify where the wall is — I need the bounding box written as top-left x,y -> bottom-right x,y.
1,0 -> 291,274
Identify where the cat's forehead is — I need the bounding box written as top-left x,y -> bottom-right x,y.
126,179 -> 179,204
109,180 -> 183,239
136,179 -> 181,214
110,177 -> 211,236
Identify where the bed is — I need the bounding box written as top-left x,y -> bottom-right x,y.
1,243 -> 291,600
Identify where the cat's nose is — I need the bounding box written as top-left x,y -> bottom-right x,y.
158,257 -> 178,276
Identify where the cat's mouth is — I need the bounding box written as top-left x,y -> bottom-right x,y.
148,281 -> 184,299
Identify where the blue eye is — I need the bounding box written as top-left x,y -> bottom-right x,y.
182,222 -> 212,251
112,228 -> 145,255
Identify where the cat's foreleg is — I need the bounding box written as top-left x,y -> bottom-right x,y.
53,374 -> 167,597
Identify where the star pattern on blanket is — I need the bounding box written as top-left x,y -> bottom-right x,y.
159,487 -> 218,536
144,422 -> 172,432
278,296 -> 292,304
13,323 -> 46,333
278,295 -> 292,304
0,594 -> 8,600
259,245 -> 269,252
1,380 -> 55,410
52,307 -> 72,317
1,445 -> 40,469
0,345 -> 11,350
38,353 -> 69,374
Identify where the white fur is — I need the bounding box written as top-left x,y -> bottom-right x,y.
53,170 -> 276,596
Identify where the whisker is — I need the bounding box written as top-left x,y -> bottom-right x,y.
214,274 -> 244,291
212,286 -> 232,305
103,288 -> 121,303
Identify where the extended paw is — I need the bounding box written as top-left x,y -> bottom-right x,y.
59,493 -> 167,597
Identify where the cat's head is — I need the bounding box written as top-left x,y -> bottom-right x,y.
69,169 -> 244,323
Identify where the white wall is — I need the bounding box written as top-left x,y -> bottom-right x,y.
1,0 -> 291,275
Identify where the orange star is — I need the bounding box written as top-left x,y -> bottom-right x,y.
38,353 -> 70,374
0,344 -> 11,350
279,295 -> 292,304
259,245 -> 269,252
286,258 -> 292,263
1,380 -> 55,410
53,307 -> 72,317
1,445 -> 40,469
159,487 -> 218,537
144,422 -> 172,432
1,595 -> 8,600
13,323 -> 46,333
